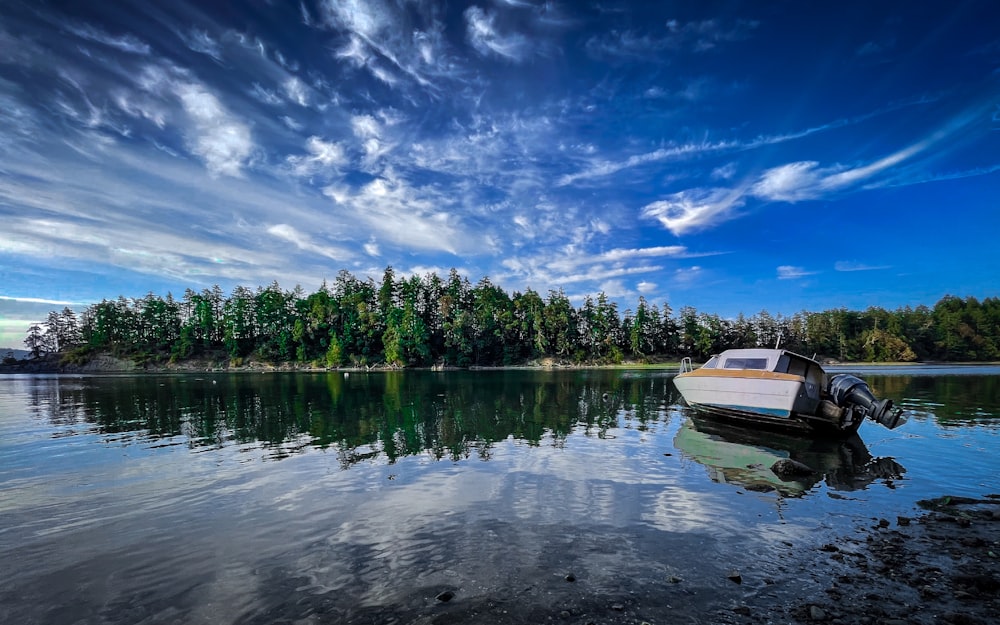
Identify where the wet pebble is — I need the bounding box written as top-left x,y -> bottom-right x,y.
726,570 -> 742,584
564,573 -> 576,582
809,605 -> 827,620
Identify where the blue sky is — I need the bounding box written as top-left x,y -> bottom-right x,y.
1,0 -> 998,347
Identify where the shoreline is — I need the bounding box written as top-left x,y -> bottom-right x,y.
3,352 -> 1000,375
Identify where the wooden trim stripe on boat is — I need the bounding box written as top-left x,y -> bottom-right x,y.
675,369 -> 804,382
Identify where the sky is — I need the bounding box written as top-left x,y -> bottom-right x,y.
1,0 -> 999,347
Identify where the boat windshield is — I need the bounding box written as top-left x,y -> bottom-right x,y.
722,357 -> 769,370
702,355 -> 719,368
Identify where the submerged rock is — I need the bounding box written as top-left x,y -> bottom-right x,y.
435,590 -> 455,603
771,458 -> 816,477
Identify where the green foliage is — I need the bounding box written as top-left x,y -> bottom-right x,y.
22,268 -> 1000,367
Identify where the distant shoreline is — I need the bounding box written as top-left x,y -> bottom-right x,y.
2,351 -> 999,375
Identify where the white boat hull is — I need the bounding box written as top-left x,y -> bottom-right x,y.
673,369 -> 825,432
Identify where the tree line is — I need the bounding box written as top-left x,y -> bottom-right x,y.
19,267 -> 1000,366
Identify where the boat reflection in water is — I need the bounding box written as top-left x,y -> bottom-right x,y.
673,415 -> 905,497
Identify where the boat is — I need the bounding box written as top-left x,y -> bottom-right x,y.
673,348 -> 903,436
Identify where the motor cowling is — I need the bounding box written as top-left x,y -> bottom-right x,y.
827,374 -> 902,429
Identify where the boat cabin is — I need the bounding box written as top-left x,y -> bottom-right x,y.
700,348 -> 826,403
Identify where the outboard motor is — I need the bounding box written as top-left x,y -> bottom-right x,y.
827,374 -> 903,429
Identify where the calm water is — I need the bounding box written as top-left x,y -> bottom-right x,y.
1,368 -> 998,624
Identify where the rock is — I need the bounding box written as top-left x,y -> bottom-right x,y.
726,570 -> 742,584
435,590 -> 455,603
820,543 -> 840,552
733,605 -> 751,616
878,518 -> 891,528
564,573 -> 576,582
771,458 -> 815,477
667,575 -> 683,583
610,603 -> 625,611
809,605 -> 827,620
897,515 -> 911,526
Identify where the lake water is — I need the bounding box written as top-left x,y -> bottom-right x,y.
1,368 -> 998,624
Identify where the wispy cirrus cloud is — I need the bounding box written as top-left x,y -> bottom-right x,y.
585,18 -> 758,60
321,0 -> 452,89
643,105 -> 987,235
465,6 -> 532,61
777,265 -> 817,280
322,172 -> 481,255
751,140 -> 924,202
66,23 -> 151,55
0,295 -> 82,306
499,245 -> 698,296
640,187 -> 748,236
181,28 -> 223,61
287,136 -> 347,177
834,261 -> 891,272
266,224 -> 354,261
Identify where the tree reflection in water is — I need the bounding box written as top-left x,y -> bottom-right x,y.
27,370 -> 680,465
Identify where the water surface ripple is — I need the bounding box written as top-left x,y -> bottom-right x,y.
1,368 -> 998,623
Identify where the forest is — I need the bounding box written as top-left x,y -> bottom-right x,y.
17,267 -> 1000,367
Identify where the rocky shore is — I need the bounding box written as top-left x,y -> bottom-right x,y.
396,496 -> 1000,625
718,495 -> 1000,625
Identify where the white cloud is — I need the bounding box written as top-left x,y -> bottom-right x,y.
336,34 -> 371,68
597,246 -> 687,262
183,28 -> 222,61
640,187 -> 746,236
351,114 -> 381,139
834,261 -> 891,272
776,265 -> 817,280
596,279 -> 631,298
585,19 -> 759,60
283,76 -> 309,106
636,281 -> 657,294
322,0 -> 447,89
266,224 -> 353,261
67,23 -> 150,55
249,83 -> 284,105
464,6 -> 530,61
557,140 -> 733,186
175,83 -> 254,177
753,134 -> 937,203
711,162 -> 737,180
672,266 -> 702,286
287,136 -> 347,177
0,295 -> 81,306
750,161 -> 825,201
322,173 -> 478,254
644,119 -> 962,235
281,115 -> 303,131
112,90 -> 167,128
